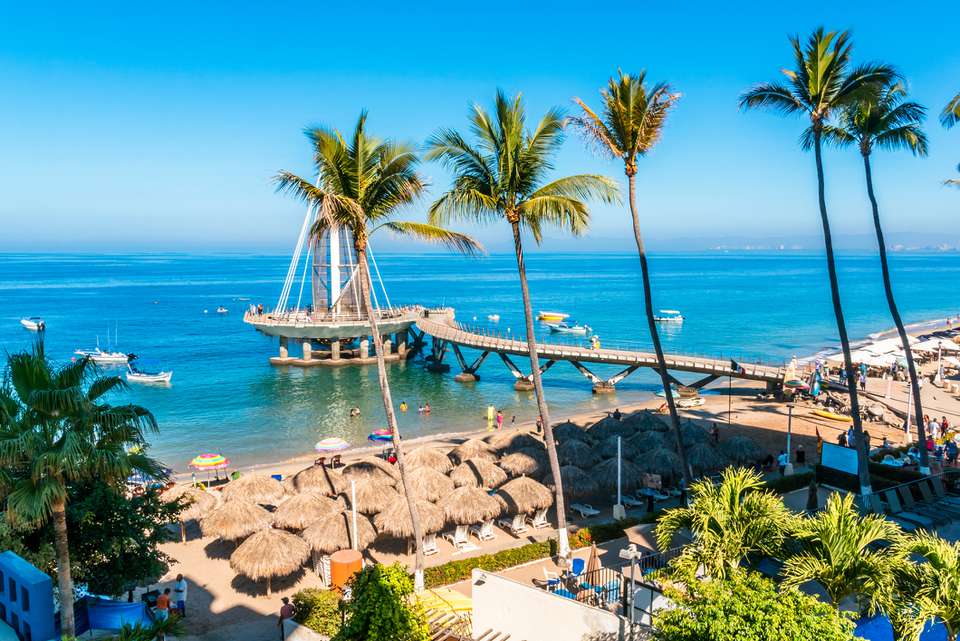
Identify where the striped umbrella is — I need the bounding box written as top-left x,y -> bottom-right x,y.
315,437 -> 351,453
189,453 -> 230,470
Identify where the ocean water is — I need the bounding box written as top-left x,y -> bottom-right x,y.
2,251 -> 958,470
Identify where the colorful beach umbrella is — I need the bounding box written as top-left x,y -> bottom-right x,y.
315,437 -> 351,453
189,453 -> 230,470
367,429 -> 393,443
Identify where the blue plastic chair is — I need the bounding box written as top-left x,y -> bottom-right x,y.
570,558 -> 585,577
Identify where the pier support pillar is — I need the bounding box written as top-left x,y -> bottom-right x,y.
513,379 -> 535,392
279,336 -> 289,359
382,336 -> 393,356
454,372 -> 479,383
359,337 -> 369,360
330,340 -> 341,362
592,382 -> 616,395
301,340 -> 313,361
396,332 -> 408,357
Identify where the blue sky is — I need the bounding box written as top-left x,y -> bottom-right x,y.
1,2 -> 957,252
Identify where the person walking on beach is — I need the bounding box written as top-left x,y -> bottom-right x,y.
777,450 -> 788,477
487,404 -> 495,431
535,415 -> 543,434
173,574 -> 187,618
838,431 -> 847,447
278,597 -> 295,640
496,409 -> 504,430
859,370 -> 868,392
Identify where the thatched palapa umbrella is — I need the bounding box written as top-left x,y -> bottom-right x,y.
592,458 -> 643,491
449,458 -> 508,489
342,457 -> 400,485
686,441 -> 727,475
637,447 -> 682,478
202,500 -> 272,541
628,411 -> 668,432
407,466 -> 455,502
273,493 -> 344,530
680,422 -> 709,447
719,435 -> 763,465
557,439 -> 599,466
302,511 -> 376,555
495,476 -> 553,515
451,438 -> 496,464
440,486 -> 503,525
598,435 -> 637,460
544,465 -> 599,498
230,528 -> 309,594
485,431 -> 541,453
287,465 -> 344,496
375,497 -> 446,552
220,474 -> 287,505
344,479 -> 400,515
163,486 -> 218,542
631,430 -> 667,453
499,451 -> 544,478
553,421 -> 590,443
406,447 -> 455,474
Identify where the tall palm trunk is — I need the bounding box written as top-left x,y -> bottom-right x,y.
356,245 -> 426,590
52,499 -> 75,637
861,152 -> 929,473
510,219 -> 570,558
813,129 -> 872,497
626,171 -> 693,488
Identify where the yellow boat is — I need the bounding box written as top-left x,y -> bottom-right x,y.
812,409 -> 853,423
537,311 -> 569,322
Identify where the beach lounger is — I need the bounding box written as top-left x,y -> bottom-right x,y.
929,476 -> 960,505
442,525 -> 470,551
569,557 -> 585,578
330,454 -> 343,468
621,495 -> 645,508
423,533 -> 439,556
915,481 -> 960,516
541,567 -> 561,588
880,490 -> 928,530
498,514 -> 528,536
469,519 -> 496,542
896,486 -> 952,524
527,507 -> 550,529
570,503 -> 600,519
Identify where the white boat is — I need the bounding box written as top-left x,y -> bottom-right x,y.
126,362 -> 172,384
487,314 -> 500,322
216,306 -> 228,314
537,311 -> 569,322
676,396 -> 705,408
20,317 -> 44,331
548,321 -> 591,335
75,347 -> 130,365
654,309 -> 684,323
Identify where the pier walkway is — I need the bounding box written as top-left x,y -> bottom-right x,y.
414,311 -> 787,393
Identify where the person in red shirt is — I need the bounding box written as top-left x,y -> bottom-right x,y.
155,588 -> 171,621
278,597 -> 295,639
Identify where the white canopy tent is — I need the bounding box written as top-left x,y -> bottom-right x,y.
915,338 -> 960,353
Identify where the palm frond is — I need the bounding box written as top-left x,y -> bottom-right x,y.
942,93 -> 960,128
373,221 -> 484,255
739,83 -> 804,115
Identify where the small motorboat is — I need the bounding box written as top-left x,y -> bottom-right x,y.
487,314 -> 500,322
676,396 -> 706,408
216,306 -> 228,314
20,317 -> 45,331
537,311 -> 569,322
75,347 -> 131,365
654,309 -> 684,323
126,361 -> 172,384
548,321 -> 591,335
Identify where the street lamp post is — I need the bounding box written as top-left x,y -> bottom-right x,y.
784,403 -> 795,476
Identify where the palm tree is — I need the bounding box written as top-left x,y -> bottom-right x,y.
570,70 -> 692,487
942,93 -> 960,128
781,492 -> 902,612
894,531 -> 960,641
275,113 -> 481,590
0,342 -> 160,638
656,467 -> 793,579
740,28 -> 896,497
425,91 -> 619,558
821,80 -> 931,472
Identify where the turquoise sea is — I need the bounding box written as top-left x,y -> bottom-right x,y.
2,251 -> 958,470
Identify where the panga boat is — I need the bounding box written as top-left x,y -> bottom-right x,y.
216,306 -> 228,314
677,396 -> 705,408
20,317 -> 45,331
537,311 -> 569,322
812,409 -> 853,423
487,314 -> 500,322
654,309 -> 684,323
548,321 -> 591,335
126,361 -> 172,384
75,347 -> 130,365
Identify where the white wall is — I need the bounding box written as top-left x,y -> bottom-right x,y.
471,569 -> 627,641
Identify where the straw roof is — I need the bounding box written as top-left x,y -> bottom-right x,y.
344,480 -> 401,515
499,451 -> 544,478
636,447 -> 682,477
342,457 -> 400,485
719,435 -> 763,465
220,474 -> 287,505
557,439 -> 599,466
287,465 -> 344,496
627,411 -> 668,432
543,465 -> 599,497
484,431 -> 542,453
440,486 -> 503,525
450,438 -> 496,464
631,430 -> 668,452
229,528 -> 309,581
272,493 -> 344,530
597,435 -> 637,461
495,477 -> 554,514
201,500 -> 272,540
406,447 -> 455,474
374,497 -> 446,537
449,458 -> 508,489
406,466 -> 455,502
680,422 -> 709,447
163,486 -> 218,521
302,511 -> 376,554
592,458 -> 644,491
686,441 -> 727,475
552,421 -> 590,443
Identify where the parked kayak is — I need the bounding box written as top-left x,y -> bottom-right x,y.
812,409 -> 853,423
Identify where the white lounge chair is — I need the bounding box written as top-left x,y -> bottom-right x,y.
498,513 -> 528,536
422,532 -> 439,556
570,503 -> 600,518
442,524 -> 470,550
469,518 -> 496,542
621,495 -> 645,508
527,507 -> 550,529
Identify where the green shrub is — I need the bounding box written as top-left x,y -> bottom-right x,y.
335,564 -> 428,641
424,540 -> 554,588
293,588 -> 343,637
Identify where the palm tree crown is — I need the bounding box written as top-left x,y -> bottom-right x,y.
943,93 -> 960,128
895,531 -> 960,641
821,80 -> 928,157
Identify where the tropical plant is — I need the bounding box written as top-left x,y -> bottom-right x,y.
656,467 -> 794,579
334,563 -> 429,641
275,113 -> 481,590
426,90 -> 618,557
943,93 -> 960,128
781,492 -> 902,612
653,569 -> 858,641
570,70 -> 692,487
104,614 -> 183,641
740,28 -> 896,497
893,531 -> 960,641
0,342 -> 160,637
293,588 -> 344,637
823,80 -> 931,472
